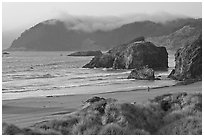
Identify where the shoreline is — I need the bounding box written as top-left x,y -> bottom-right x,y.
2,81 -> 202,128
2,80 -> 177,101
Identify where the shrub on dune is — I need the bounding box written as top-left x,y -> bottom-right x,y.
102,103 -> 121,125
35,115 -> 80,134
72,121 -> 101,135
72,113 -> 102,135
21,128 -> 61,135
85,100 -> 107,114
142,102 -> 165,130
2,93 -> 202,135
3,123 -> 22,135
151,92 -> 202,112
162,93 -> 202,126
182,104 -> 201,114
157,116 -> 202,135
82,111 -> 103,126
72,121 -> 90,135
119,103 -> 145,128
163,110 -> 186,125
185,93 -> 202,106
163,104 -> 201,124
99,123 -> 126,135
119,103 -> 163,134
129,128 -> 150,135
2,123 -> 60,135
82,125 -> 101,135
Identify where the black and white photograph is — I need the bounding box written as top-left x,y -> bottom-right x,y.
2,1 -> 202,135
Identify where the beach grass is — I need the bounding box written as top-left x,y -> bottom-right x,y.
2,85 -> 202,135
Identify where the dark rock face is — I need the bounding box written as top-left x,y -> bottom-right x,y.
112,42 -> 168,69
83,37 -> 168,70
83,53 -> 115,68
168,35 -> 202,81
107,36 -> 145,57
67,50 -> 102,56
127,66 -> 155,80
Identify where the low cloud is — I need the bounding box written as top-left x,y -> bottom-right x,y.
55,12 -> 189,33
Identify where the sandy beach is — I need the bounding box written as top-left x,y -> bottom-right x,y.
2,81 -> 202,128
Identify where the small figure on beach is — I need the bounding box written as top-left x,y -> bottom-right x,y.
147,87 -> 150,92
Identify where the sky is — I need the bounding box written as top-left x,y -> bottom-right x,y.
2,2 -> 202,32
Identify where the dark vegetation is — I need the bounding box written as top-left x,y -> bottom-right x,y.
3,92 -> 202,135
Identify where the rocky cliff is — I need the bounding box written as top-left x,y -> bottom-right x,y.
168,34 -> 202,81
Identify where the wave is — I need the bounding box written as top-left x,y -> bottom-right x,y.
30,74 -> 55,79
3,78 -> 134,94
3,88 -> 39,93
11,73 -> 56,80
51,79 -> 133,90
68,71 -> 131,80
33,61 -> 66,67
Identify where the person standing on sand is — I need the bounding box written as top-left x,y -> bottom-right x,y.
148,87 -> 150,92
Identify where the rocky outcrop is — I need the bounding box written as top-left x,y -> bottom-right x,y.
67,50 -> 102,56
112,41 -> 168,69
83,37 -> 168,70
127,66 -> 155,80
82,53 -> 115,68
168,34 -> 202,81
107,36 -> 145,57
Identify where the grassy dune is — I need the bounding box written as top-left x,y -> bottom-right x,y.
3,92 -> 202,135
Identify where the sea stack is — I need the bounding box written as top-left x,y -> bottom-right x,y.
83,36 -> 168,70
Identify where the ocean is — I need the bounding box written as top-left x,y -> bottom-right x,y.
2,51 -> 177,100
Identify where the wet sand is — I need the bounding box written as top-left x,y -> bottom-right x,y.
2,81 -> 202,128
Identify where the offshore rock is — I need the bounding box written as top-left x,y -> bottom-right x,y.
67,50 -> 102,56
82,53 -> 115,68
83,37 -> 168,70
127,66 -> 155,80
